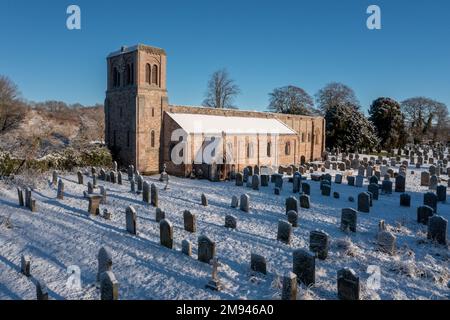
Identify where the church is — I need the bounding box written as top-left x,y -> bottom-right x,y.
104,44 -> 325,179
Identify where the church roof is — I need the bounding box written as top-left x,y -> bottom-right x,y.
166,112 -> 297,135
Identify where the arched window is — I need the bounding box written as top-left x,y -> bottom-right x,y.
285,142 -> 291,155
152,64 -> 158,85
267,142 -> 272,157
152,108 -> 155,117
145,63 -> 151,84
113,67 -> 120,87
151,130 -> 155,148
301,132 -> 305,143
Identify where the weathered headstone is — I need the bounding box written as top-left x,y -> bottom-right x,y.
231,195 -> 239,208
125,206 -> 137,235
142,181 -> 150,203
287,210 -> 298,227
17,187 -> 24,206
277,220 -> 292,244
97,247 -> 112,281
250,253 -> 267,274
155,207 -> 165,222
198,235 -> 216,263
183,210 -> 196,233
21,255 -> 31,277
424,192 -> 437,212
151,184 -> 158,207
309,230 -> 330,260
436,185 -> 447,202
300,194 -> 310,209
240,194 -> 249,212
301,182 -> 310,195
160,219 -> 173,249
292,249 -> 315,286
100,271 -> 119,300
285,196 -> 298,214
225,215 -> 237,229
337,268 -> 359,300
77,171 -> 84,185
417,205 -> 434,225
357,192 -> 370,213
36,280 -> 49,300
381,180 -> 393,194
201,193 -> 208,206
427,215 -> 447,245
57,179 -> 64,200
395,175 -> 405,193
341,208 -> 357,232
400,193 -> 411,207
87,195 -> 102,215
281,272 -> 297,300
377,230 -> 396,254
252,175 -> 260,190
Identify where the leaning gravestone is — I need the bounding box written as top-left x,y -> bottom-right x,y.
125,206 -> 137,235
97,247 -> 112,281
198,235 -> 216,263
337,268 -> 359,300
292,249 -> 315,286
309,230 -> 330,260
341,208 -> 357,232
277,220 -> 292,245
240,194 -> 249,212
160,219 -> 173,249
183,210 -> 197,233
250,253 -> 267,274
427,215 -> 447,245
100,271 -> 119,300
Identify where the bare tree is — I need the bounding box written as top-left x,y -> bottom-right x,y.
315,82 -> 359,114
0,75 -> 26,133
268,85 -> 316,115
203,69 -> 240,109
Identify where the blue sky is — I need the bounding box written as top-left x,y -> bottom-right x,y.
0,0 -> 449,112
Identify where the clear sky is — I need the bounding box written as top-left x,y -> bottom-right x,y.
0,0 -> 449,112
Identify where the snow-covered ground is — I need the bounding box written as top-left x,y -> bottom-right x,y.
0,159 -> 448,300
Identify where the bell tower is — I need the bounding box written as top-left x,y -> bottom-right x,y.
105,44 -> 168,174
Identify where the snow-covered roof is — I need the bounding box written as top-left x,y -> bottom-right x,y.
166,112 -> 297,135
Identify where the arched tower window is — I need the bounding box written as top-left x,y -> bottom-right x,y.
152,64 -> 158,85
146,63 -> 151,84
151,130 -> 155,148
113,67 -> 121,87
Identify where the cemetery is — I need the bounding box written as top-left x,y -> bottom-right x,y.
0,148 -> 449,300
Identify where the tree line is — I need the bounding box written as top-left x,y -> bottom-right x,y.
202,70 -> 449,151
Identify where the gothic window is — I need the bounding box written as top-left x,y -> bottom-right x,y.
152,64 -> 158,85
113,67 -> 120,87
146,63 -> 151,84
301,132 -> 305,143
151,130 -> 155,148
152,108 -> 155,117
267,142 -> 272,157
285,142 -> 291,155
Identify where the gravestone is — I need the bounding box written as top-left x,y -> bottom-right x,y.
252,175 -> 260,190
231,195 -> 239,208
103,209 -> 111,220
337,268 -> 359,300
87,181 -> 94,194
260,175 -> 269,187
36,280 -> 49,300
21,255 -> 31,277
285,196 -> 298,214
429,175 -> 438,190
182,239 -> 192,256
52,170 -> 58,185
281,272 -> 297,300
155,208 -> 165,222
99,186 -> 107,204
321,184 -> 331,196
436,185 -> 447,202
150,183 -> 159,207
292,249 -> 315,286
87,195 -> 102,216
17,187 -> 24,206
92,174 -> 98,188
395,175 -> 405,193
277,220 -> 292,244
400,193 -> 411,207
335,174 -> 343,184
355,175 -> 364,188
368,183 -> 379,200
287,210 -> 298,227
341,208 -> 357,232
201,193 -> 208,206
100,271 -> 119,300
57,179 -> 64,200
142,181 -> 150,204
369,175 -> 379,185
274,187 -> 280,195
110,171 -> 116,184
381,180 -> 393,194
77,171 -> 84,185
240,194 -> 249,212
97,247 -> 112,281
424,192 -> 437,212
250,253 -> 267,274
293,175 -> 301,193
183,210 -> 196,233
309,230 -> 330,260
427,215 -> 447,245
160,219 -> 173,249
347,176 -> 355,186
198,235 -> 216,263
421,172 -> 430,186
235,173 -> 243,186
125,206 -> 137,235
417,205 -> 434,225
357,192 -> 370,213
137,175 -> 143,192
117,171 -> 122,185
377,230 -> 396,254
301,183 -> 310,195
300,194 -> 310,209
225,215 -> 237,229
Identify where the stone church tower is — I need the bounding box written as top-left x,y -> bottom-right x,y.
105,44 -> 168,174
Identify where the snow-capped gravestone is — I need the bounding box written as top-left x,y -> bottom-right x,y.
182,240 -> 192,256
125,206 -> 137,235
309,230 -> 330,260
287,210 -> 298,227
250,253 -> 267,274
357,193 -> 370,213
400,193 -> 411,207
57,179 -> 64,200
368,183 -> 379,200
281,272 -> 297,300
427,215 -> 447,245
300,194 -> 310,209
100,271 -> 119,300
52,170 -> 58,185
436,185 -> 447,202
77,171 -> 83,185
240,194 -> 249,212
252,175 -> 260,190
301,183 -> 310,195
183,210 -> 196,233
335,174 -> 343,184
17,187 -> 24,206
285,196 -> 298,214
292,249 -> 315,286
341,208 -> 357,232
230,195 -> 239,208
337,268 -> 360,300
36,280 -> 49,300
151,184 -> 158,207
87,195 -> 102,216
277,220 -> 292,245
155,208 -> 165,223
235,173 -> 243,186
97,247 -> 112,281
417,205 -> 434,225
201,193 -> 208,206
160,219 -> 173,249
225,215 -> 237,229
424,192 -> 437,213
142,181 -> 150,204
377,228 -> 396,255
198,235 -> 216,263
21,255 -> 31,277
